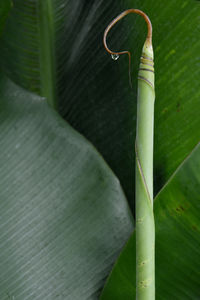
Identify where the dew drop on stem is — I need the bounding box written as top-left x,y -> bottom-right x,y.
111,54 -> 119,61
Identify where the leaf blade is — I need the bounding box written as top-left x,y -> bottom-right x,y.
0,0 -> 12,35
0,76 -> 133,299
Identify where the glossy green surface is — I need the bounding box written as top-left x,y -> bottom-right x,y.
0,76 -> 133,299
101,143 -> 200,299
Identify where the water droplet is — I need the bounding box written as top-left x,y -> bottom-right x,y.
111,54 -> 119,61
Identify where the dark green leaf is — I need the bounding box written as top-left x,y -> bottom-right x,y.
0,76 -> 133,299
0,0 -> 12,35
0,0 -> 136,209
100,143 -> 200,299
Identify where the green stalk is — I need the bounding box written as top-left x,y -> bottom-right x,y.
103,9 -> 155,299
136,36 -> 155,299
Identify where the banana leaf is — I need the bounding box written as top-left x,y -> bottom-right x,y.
0,2 -> 135,298
0,75 -> 133,299
0,0 -> 12,35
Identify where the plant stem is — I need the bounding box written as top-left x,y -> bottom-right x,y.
135,38 -> 155,299
103,9 -> 155,299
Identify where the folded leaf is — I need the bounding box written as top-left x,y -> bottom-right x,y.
0,76 -> 133,299
100,143 -> 200,299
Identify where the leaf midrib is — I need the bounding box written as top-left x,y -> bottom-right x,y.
37,0 -> 57,109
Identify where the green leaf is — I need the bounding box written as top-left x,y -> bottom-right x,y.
0,0 -> 136,209
0,0 -> 12,35
1,0 -> 199,209
100,143 -> 200,299
0,76 -> 133,299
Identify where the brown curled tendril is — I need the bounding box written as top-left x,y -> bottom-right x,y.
103,9 -> 152,88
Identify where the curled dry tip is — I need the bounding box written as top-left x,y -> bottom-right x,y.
103,9 -> 152,87
103,8 -> 152,55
